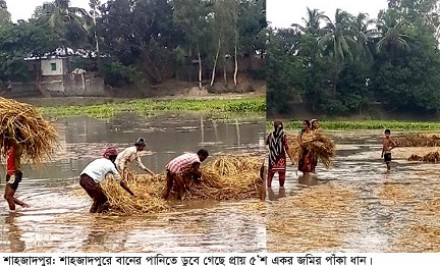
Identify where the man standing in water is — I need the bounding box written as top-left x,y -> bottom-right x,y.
80,147 -> 135,213
116,138 -> 155,180
4,133 -> 30,212
381,129 -> 397,172
162,149 -> 209,200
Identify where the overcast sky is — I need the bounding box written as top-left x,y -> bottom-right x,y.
6,0 -> 108,21
7,0 -> 388,27
267,0 -> 388,29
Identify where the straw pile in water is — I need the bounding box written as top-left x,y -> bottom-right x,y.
398,133 -> 440,147
99,156 -> 264,215
0,97 -> 58,162
100,177 -> 170,215
287,131 -> 335,169
187,156 -> 265,201
267,184 -> 358,252
408,151 -> 440,163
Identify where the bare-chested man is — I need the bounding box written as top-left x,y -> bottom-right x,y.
381,129 -> 397,172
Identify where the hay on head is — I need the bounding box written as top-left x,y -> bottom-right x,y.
0,97 -> 58,162
287,131 -> 335,169
99,156 -> 265,215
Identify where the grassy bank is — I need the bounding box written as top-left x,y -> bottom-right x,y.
266,120 -> 440,131
39,96 -> 266,119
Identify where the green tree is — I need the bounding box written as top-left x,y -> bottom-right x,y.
37,0 -> 91,54
376,10 -> 409,63
0,0 -> 11,27
173,0 -> 211,88
292,7 -> 324,36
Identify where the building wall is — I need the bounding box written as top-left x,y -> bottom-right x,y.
6,73 -> 105,97
41,58 -> 68,76
63,72 -> 105,96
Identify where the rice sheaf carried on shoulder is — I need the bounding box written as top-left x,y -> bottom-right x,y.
0,97 -> 58,162
287,130 -> 336,169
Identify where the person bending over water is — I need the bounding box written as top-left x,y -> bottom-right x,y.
79,147 -> 135,213
4,134 -> 30,212
381,129 -> 397,172
266,120 -> 290,188
115,138 -> 155,181
162,149 -> 209,200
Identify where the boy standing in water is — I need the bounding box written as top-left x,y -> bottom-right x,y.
381,129 -> 397,172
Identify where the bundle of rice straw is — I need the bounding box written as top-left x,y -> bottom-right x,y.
100,177 -> 170,215
287,131 -> 335,169
99,156 -> 265,215
398,134 -> 440,147
187,156 -> 265,201
408,151 -> 440,163
0,97 -> 58,162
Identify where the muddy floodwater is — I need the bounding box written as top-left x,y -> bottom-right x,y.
268,130 -> 440,253
0,113 -> 266,252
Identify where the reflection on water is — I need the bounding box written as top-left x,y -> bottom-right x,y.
0,114 -> 266,252
298,174 -> 318,186
268,131 -> 440,252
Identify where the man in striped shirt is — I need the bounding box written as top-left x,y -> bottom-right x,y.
162,149 -> 209,200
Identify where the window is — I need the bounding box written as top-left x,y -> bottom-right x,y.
50,63 -> 57,71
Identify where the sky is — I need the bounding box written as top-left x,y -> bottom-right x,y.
6,0 -> 108,21
7,0 -> 389,26
267,0 -> 389,29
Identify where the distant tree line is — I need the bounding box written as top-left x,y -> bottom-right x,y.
0,0 -> 266,89
267,0 -> 440,116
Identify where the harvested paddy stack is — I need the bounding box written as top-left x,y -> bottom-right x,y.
188,156 -> 265,201
287,131 -> 335,169
398,133 -> 440,147
100,156 -> 264,215
0,97 -> 58,162
100,178 -> 170,215
408,151 -> 440,163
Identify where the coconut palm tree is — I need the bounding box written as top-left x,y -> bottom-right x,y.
319,9 -> 356,61
318,9 -> 358,97
353,13 -> 377,61
292,7 -> 324,36
376,11 -> 409,62
41,0 -> 91,55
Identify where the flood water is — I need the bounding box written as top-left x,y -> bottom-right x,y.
268,130 -> 440,253
0,113 -> 266,252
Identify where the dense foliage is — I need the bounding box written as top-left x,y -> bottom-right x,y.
267,0 -> 440,116
0,0 -> 266,89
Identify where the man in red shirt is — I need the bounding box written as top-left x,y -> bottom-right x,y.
162,149 -> 209,200
4,138 -> 29,211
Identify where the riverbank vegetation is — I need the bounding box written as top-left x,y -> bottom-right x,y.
40,96 -> 266,118
267,120 -> 440,131
267,0 -> 440,116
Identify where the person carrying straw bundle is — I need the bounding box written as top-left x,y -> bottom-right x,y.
162,149 -> 209,200
266,120 -> 290,188
310,119 -> 320,172
115,138 -> 155,181
0,97 -> 58,211
79,147 -> 135,213
289,120 -> 335,175
298,120 -> 317,174
3,130 -> 29,212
